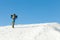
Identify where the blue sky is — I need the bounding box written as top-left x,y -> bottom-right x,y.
0,0 -> 60,26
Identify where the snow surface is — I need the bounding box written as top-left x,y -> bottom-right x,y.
0,22 -> 60,40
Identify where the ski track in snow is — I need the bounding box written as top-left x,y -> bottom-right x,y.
0,22 -> 60,40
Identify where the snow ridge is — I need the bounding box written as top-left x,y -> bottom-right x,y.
0,22 -> 60,40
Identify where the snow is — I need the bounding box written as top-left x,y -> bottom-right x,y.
0,22 -> 60,40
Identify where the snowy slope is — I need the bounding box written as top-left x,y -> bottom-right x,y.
0,22 -> 60,40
